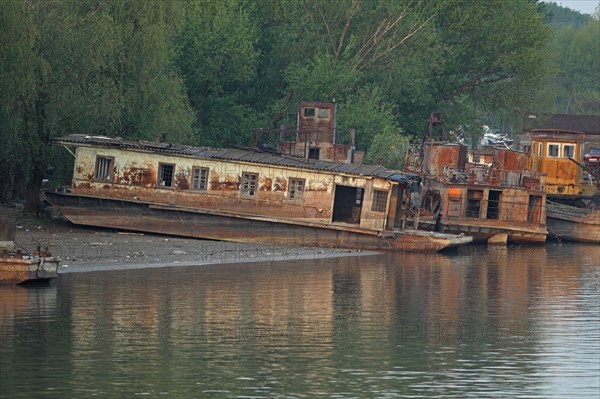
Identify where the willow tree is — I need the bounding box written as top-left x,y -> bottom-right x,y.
0,0 -> 194,209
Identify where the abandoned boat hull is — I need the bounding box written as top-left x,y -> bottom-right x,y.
45,192 -> 472,252
546,203 -> 600,243
0,255 -> 60,284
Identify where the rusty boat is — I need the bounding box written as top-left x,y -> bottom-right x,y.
404,142 -> 548,244
44,103 -> 472,252
1,218 -> 59,284
1,248 -> 60,285
545,201 -> 600,243
519,128 -> 600,242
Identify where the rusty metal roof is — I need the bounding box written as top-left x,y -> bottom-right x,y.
55,134 -> 412,182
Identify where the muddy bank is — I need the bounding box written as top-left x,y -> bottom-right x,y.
11,215 -> 374,273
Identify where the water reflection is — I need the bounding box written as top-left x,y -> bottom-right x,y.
0,245 -> 598,398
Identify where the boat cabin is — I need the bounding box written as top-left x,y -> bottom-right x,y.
267,101 -> 364,163
55,135 -> 413,233
524,129 -> 587,198
416,143 -> 547,243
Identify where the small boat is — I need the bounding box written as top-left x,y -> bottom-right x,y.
1,246 -> 60,285
1,216 -> 60,284
546,201 -> 600,243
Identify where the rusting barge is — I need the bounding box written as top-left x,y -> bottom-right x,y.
408,143 -> 548,244
45,134 -> 471,252
1,217 -> 59,284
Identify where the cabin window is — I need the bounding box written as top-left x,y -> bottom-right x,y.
191,167 -> 209,191
547,143 -> 560,158
287,178 -> 305,202
308,147 -> 320,160
303,107 -> 316,117
537,142 -> 542,157
355,188 -> 364,205
371,189 -> 388,212
563,144 -> 575,158
466,189 -> 483,218
318,108 -> 330,118
240,172 -> 258,197
94,156 -> 114,181
158,163 -> 175,187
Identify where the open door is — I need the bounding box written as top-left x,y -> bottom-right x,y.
332,185 -> 363,223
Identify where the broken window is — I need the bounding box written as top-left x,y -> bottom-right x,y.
308,147 -> 320,160
240,172 -> 258,197
548,143 -> 560,157
355,188 -> 364,205
158,163 -> 175,187
371,189 -> 388,212
192,167 -> 209,191
287,178 -> 305,202
94,156 -> 114,181
318,108 -> 330,118
303,107 -> 316,117
466,189 -> 483,218
563,144 -> 575,158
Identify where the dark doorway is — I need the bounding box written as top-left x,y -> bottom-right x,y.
332,185 -> 363,223
486,190 -> 502,219
527,195 -> 542,223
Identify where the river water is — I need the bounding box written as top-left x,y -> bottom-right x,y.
1,244 -> 598,398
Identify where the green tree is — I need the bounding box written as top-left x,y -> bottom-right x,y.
364,130 -> 410,170
0,0 -> 194,207
548,18 -> 600,115
175,0 -> 260,146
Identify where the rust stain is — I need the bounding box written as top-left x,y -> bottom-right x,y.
75,182 -> 92,190
274,177 -> 287,192
176,173 -> 189,190
222,175 -> 240,191
209,171 -> 220,190
259,177 -> 272,191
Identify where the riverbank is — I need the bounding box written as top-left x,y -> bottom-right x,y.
10,212 -> 373,273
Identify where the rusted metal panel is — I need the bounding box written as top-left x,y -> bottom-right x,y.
423,143 -> 465,176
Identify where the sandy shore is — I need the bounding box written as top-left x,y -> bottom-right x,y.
10,214 -> 374,274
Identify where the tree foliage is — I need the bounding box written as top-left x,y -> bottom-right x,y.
4,0 -> 595,207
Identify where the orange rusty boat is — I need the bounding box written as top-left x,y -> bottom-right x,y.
0,247 -> 60,285
1,216 -> 60,284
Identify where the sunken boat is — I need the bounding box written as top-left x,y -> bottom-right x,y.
44,103 -> 471,252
